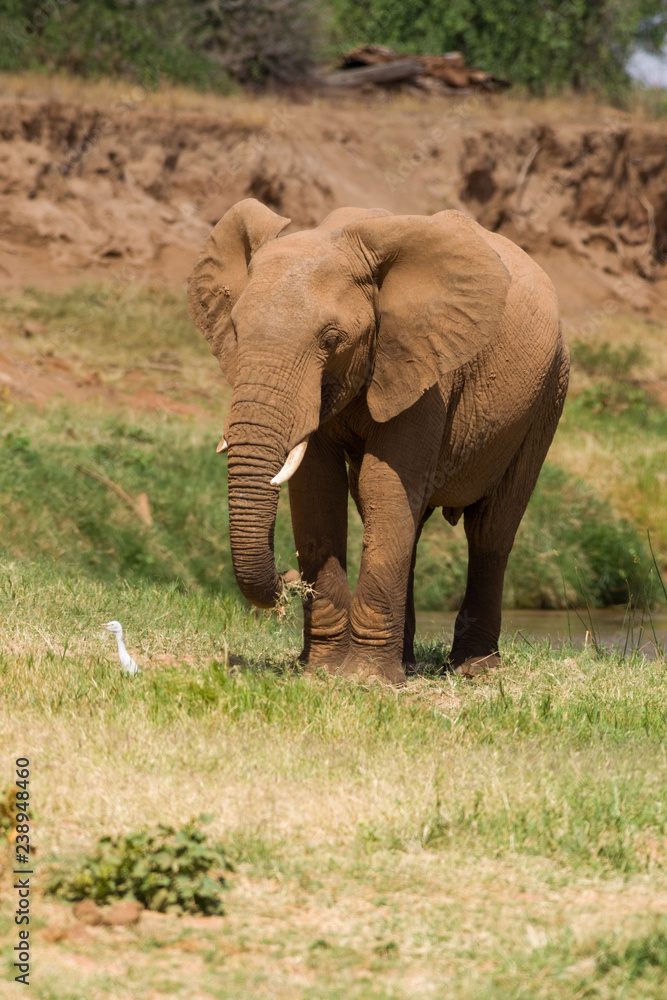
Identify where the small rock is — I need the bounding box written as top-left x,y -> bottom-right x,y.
23,321 -> 46,338
76,371 -> 102,387
73,899 -> 103,925
43,922 -> 93,944
101,899 -> 143,926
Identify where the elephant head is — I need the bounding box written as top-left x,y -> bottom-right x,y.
188,199 -> 510,608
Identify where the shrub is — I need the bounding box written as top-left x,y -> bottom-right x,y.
192,0 -> 326,84
0,0 -> 325,88
570,340 -> 648,379
330,0 -> 667,97
597,929 -> 667,980
48,818 -> 232,915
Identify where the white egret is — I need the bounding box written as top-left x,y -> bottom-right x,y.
103,621 -> 139,676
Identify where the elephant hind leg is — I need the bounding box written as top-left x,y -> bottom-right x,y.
449,412 -> 563,670
288,433 -> 352,669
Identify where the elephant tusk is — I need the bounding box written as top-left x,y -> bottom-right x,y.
270,439 -> 308,486
216,436 -> 228,453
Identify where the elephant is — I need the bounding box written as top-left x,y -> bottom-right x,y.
188,198 -> 569,684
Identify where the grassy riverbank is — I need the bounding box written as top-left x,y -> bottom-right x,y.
1,575 -> 666,998
1,281 -> 666,998
1,283 -> 664,611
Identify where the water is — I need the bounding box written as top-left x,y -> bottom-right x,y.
416,607 -> 667,656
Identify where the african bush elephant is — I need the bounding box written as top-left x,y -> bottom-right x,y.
188,199 -> 569,684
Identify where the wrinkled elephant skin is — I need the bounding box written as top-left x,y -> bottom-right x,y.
188,200 -> 569,684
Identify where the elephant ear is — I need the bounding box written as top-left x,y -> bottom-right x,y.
347,210 -> 511,423
187,198 -> 291,386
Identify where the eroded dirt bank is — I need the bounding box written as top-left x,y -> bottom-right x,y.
0,97 -> 666,319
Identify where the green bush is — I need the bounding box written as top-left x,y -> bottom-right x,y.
0,0 -> 324,88
597,929 -> 667,980
48,818 -> 232,915
330,0 -> 667,96
570,340 -> 648,380
570,339 -> 656,417
0,0 -> 232,89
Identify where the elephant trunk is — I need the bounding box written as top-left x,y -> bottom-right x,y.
226,372 -> 319,609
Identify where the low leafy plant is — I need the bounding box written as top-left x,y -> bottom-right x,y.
48,818 -> 232,915
596,929 -> 667,980
0,785 -> 17,842
570,340 -> 648,379
569,340 -> 654,416
576,382 -> 653,416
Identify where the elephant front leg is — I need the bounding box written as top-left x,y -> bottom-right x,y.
288,433 -> 351,669
346,443 -> 437,685
403,507 -> 434,674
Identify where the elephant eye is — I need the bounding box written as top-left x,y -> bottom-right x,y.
322,332 -> 340,354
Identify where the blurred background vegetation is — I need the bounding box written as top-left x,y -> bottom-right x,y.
0,0 -> 666,97
1,285 -> 663,612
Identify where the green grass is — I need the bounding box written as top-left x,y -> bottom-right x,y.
2,283 -> 661,611
1,281 -> 666,997
0,398 -> 649,609
1,569 -> 667,998
1,282 -> 214,378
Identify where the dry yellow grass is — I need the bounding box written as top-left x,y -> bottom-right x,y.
1,638 -> 667,999
1,70 -> 658,126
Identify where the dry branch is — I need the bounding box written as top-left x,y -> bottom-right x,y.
77,466 -> 153,527
325,45 -> 510,93
324,60 -> 424,89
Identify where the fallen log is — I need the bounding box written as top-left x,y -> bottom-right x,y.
329,45 -> 511,93
324,60 -> 423,89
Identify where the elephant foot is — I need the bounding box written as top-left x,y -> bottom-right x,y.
339,653 -> 407,687
301,644 -> 407,687
452,652 -> 500,679
300,640 -> 349,675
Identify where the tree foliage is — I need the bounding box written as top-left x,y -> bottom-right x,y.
0,0 -> 228,88
330,0 -> 667,94
0,0 -> 324,88
0,0 -> 664,93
